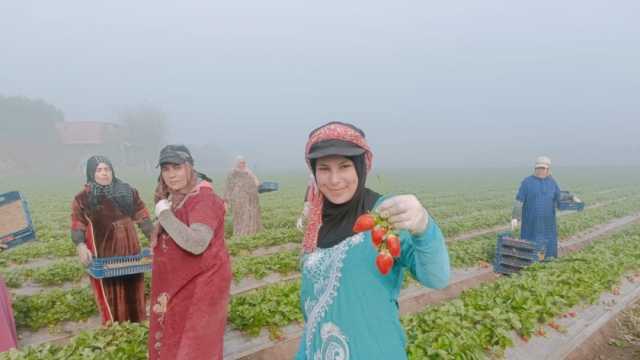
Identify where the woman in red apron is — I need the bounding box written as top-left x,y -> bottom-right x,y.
149,145 -> 232,360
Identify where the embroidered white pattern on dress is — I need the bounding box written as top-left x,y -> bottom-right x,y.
152,292 -> 169,355
314,322 -> 350,360
302,233 -> 363,359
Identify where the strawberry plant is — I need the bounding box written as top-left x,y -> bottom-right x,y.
232,250 -> 299,282
403,225 -> 640,359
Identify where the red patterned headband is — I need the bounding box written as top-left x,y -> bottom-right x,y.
302,122 -> 373,253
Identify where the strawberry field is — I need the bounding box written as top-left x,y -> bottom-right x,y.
2,167 -> 640,359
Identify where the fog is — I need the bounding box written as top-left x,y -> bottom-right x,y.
1,0 -> 639,172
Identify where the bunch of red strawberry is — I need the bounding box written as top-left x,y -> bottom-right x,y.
352,213 -> 401,275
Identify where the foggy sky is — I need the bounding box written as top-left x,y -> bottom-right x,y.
1,0 -> 639,170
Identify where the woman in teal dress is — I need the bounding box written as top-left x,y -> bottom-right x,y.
296,121 -> 451,360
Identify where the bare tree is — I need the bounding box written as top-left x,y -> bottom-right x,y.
119,105 -> 168,171
0,95 -> 64,174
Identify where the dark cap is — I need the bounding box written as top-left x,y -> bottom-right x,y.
306,139 -> 366,160
157,144 -> 194,167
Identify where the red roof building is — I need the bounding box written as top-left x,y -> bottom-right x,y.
55,121 -> 125,145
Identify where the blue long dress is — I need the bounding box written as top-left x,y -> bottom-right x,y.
295,199 -> 450,360
516,175 -> 561,258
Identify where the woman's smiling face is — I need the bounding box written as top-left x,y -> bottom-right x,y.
314,155 -> 358,205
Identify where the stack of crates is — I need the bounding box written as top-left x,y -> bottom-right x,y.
0,191 -> 36,249
493,231 -> 545,275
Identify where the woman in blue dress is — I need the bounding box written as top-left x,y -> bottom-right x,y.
296,121 -> 451,360
511,156 -> 562,258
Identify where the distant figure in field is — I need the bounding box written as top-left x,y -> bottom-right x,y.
224,156 -> 262,237
296,173 -> 317,231
511,156 -> 562,258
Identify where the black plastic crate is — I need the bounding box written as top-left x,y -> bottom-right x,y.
258,181 -> 279,194
493,262 -> 524,275
494,232 -> 545,275
499,256 -> 534,269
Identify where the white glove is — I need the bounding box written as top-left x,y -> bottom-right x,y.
0,242 -> 7,252
77,243 -> 93,266
573,196 -> 581,203
377,195 -> 429,235
511,219 -> 519,231
296,216 -> 305,231
155,199 -> 172,218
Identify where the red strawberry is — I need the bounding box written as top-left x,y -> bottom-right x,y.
353,213 -> 376,233
520,335 -> 530,343
386,233 -> 401,258
568,311 -> 577,318
549,321 -> 560,330
371,226 -> 386,247
376,251 -> 394,275
536,328 -> 546,337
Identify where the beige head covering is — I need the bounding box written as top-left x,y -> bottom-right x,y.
535,156 -> 551,169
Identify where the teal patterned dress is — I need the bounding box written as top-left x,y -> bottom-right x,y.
296,201 -> 450,360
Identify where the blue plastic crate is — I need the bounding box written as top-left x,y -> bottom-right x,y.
558,190 -> 585,212
87,248 -> 152,279
258,181 -> 279,194
0,191 -> 36,249
558,201 -> 585,211
559,191 -> 573,201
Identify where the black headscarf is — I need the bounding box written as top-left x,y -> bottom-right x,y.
86,156 -> 135,217
313,154 -> 381,249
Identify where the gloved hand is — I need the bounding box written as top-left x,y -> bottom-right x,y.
573,195 -> 581,203
155,199 -> 172,218
296,216 -> 305,231
77,243 -> 93,266
377,195 -> 429,235
0,242 -> 7,252
511,218 -> 519,231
